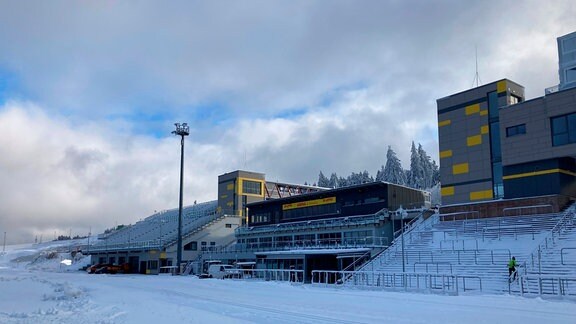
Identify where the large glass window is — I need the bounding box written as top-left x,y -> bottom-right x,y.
242,180 -> 262,195
488,91 -> 499,117
551,113 -> 576,146
282,203 -> 337,220
492,162 -> 504,199
490,122 -> 501,162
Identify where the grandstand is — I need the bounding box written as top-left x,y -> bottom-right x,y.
311,202 -> 576,297
89,200 -> 241,274
87,170 -> 328,274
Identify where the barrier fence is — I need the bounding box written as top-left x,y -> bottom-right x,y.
311,270 -> 482,295
225,268 -> 305,284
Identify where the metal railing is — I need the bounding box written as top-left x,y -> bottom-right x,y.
561,247 -> 576,265
213,236 -> 388,254
227,268 -> 304,284
413,262 -> 452,274
311,270 -> 482,295
522,203 -> 576,275
438,211 -> 480,222
395,248 -> 511,265
503,204 -> 553,217
236,211 -> 389,236
518,275 -> 576,297
439,239 -> 479,251
376,211 -> 436,266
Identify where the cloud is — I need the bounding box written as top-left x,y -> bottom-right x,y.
0,1 -> 572,118
0,95 -> 430,243
0,1 -> 575,243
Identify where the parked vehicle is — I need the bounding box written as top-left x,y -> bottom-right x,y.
88,263 -> 130,274
207,264 -> 239,279
87,263 -> 110,274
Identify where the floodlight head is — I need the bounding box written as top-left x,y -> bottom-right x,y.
173,122 -> 190,136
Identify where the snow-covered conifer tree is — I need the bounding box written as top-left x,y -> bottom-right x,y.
407,141 -> 424,188
328,173 -> 339,188
318,171 -> 329,187
382,146 -> 406,185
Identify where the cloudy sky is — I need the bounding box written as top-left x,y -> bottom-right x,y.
0,1 -> 575,243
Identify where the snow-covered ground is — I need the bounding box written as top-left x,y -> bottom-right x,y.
1,242 -> 575,324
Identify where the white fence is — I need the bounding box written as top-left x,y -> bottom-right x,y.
311,270 -> 482,295
225,268 -> 305,284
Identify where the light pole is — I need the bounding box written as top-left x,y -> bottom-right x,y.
87,227 -> 91,254
173,123 -> 189,274
399,207 -> 406,273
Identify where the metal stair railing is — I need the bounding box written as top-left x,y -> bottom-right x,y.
522,202 -> 576,275
376,210 -> 437,267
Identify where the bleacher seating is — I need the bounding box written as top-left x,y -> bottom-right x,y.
90,201 -> 218,251
347,202 -> 576,296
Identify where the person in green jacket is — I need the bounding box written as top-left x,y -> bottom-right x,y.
508,256 -> 518,281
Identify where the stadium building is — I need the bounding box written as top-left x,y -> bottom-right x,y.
437,31 -> 576,207
88,170 -> 337,274
88,170 -> 430,276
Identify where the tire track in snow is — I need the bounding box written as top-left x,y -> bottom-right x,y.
157,287 -> 367,324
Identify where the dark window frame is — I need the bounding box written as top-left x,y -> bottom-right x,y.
506,124 -> 526,137
551,113 -> 576,146
242,180 -> 262,195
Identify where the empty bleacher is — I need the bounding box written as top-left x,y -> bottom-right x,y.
332,202 -> 576,297
90,200 -> 218,251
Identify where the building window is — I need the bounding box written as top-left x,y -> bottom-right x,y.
567,67 -> 576,83
490,122 -> 501,162
551,113 -> 576,146
492,162 -> 504,199
506,124 -> 526,137
242,180 -> 262,195
149,260 -> 158,270
488,91 -> 499,118
225,223 -> 233,228
184,241 -> 197,251
508,95 -> 520,106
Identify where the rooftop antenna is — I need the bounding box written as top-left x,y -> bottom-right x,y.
472,45 -> 482,88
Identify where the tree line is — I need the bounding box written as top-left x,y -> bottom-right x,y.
316,142 -> 439,191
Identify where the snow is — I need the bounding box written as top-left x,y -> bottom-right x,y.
1,242 -> 575,323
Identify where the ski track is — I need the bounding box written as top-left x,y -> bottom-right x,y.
157,287 -> 366,324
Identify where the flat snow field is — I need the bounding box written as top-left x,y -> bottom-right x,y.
0,268 -> 575,324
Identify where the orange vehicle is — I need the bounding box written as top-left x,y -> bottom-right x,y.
88,263 -> 130,274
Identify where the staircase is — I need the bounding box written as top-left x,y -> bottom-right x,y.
337,202 -> 576,297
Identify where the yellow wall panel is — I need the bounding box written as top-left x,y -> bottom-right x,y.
467,135 -> 482,146
470,190 -> 493,201
453,163 -> 469,175
497,80 -> 507,93
441,186 -> 454,196
480,110 -> 488,116
465,104 -> 480,115
438,120 -> 451,127
481,125 -> 489,134
440,150 -> 453,158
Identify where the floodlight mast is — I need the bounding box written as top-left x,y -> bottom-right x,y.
172,123 -> 189,274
